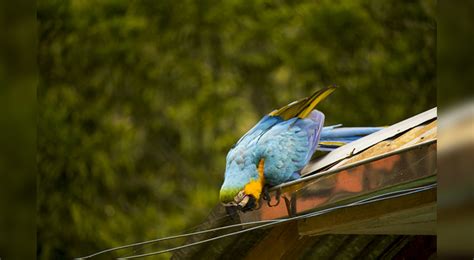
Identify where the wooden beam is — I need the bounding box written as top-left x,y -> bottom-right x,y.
298,189 -> 436,236
303,108 -> 437,174
244,222 -> 301,260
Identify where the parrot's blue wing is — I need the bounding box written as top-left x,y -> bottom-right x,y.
223,115 -> 284,192
256,110 -> 325,186
232,115 -> 283,149
233,86 -> 336,150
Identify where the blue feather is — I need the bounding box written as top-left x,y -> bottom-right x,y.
321,127 -> 383,139
317,126 -> 383,151
221,110 -> 324,190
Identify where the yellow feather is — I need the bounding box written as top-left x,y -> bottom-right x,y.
244,159 -> 265,199
319,141 -> 346,146
269,86 -> 337,120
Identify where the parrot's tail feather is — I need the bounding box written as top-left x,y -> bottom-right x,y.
316,126 -> 384,151
298,86 -> 337,119
319,141 -> 347,147
269,86 -> 337,120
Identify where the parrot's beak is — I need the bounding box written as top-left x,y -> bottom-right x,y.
222,191 -> 257,212
240,195 -> 256,212
238,195 -> 250,207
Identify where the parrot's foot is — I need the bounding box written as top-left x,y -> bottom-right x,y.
262,185 -> 271,202
262,185 -> 281,207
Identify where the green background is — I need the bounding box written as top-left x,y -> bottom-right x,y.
37,0 -> 436,258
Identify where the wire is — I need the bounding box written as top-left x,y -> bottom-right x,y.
78,183 -> 436,259
118,219 -> 287,259
116,183 -> 436,259
118,183 -> 436,259
76,218 -> 280,259
118,210 -> 235,258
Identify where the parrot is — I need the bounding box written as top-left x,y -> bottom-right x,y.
219,86 -> 382,212
219,86 -> 336,211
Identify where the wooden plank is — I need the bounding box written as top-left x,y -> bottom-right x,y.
340,221 -> 436,235
244,222 -> 310,260
328,120 -> 437,170
328,204 -> 436,235
298,189 -> 436,236
303,108 -> 437,174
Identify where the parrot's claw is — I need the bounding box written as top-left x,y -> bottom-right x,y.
268,189 -> 281,207
262,185 -> 271,202
262,185 -> 281,207
254,201 -> 262,210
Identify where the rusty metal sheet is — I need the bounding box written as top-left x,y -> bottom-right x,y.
238,141 -> 437,223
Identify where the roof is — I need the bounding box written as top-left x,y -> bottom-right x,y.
172,108 -> 437,259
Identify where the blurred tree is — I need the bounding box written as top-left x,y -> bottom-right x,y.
37,0 -> 436,258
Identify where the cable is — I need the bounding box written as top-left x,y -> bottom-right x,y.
118,218 -> 287,259
76,218 -> 280,259
79,180 -> 435,259
116,183 -> 436,259
119,183 -> 436,259
117,211 -> 234,258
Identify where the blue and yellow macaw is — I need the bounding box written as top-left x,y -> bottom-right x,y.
219,87 -> 380,211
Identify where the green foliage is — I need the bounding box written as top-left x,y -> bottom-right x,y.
37,0 -> 436,258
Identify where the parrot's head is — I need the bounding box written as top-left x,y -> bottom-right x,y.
219,158 -> 265,212
220,189 -> 258,212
